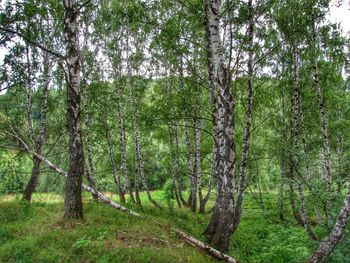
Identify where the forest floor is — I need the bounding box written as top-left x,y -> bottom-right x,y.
0,191 -> 348,263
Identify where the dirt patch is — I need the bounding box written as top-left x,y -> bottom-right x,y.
114,230 -> 181,249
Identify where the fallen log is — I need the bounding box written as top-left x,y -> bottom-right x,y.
11,130 -> 239,262
13,132 -> 140,217
176,230 -> 238,263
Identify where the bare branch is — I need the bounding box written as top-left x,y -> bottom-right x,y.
0,26 -> 64,59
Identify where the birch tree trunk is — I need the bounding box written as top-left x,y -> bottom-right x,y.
299,100 -> 312,190
199,146 -> 214,214
194,113 -> 202,213
291,46 -> 317,240
177,63 -> 191,208
168,124 -> 182,208
204,0 -> 236,252
278,85 -> 287,222
82,79 -> 98,201
23,53 -> 51,202
185,119 -> 195,207
117,100 -> 134,204
132,111 -> 142,207
62,0 -> 85,219
25,46 -> 36,146
288,45 -> 304,227
133,112 -> 161,209
105,118 -> 125,204
307,185 -> 350,263
203,0 -> 219,215
12,131 -> 139,217
311,16 -> 332,208
232,0 -> 254,232
175,125 -> 187,206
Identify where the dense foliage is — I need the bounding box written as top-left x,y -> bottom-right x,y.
0,0 -> 350,262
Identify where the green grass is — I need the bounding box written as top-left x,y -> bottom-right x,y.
0,191 -> 349,263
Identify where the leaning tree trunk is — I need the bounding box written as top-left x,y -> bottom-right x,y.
12,131 -> 139,217
204,0 -> 236,252
23,53 -> 51,202
307,185 -> 350,263
62,0 -> 85,219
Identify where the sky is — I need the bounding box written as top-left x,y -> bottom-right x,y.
328,0 -> 350,34
0,0 -> 349,67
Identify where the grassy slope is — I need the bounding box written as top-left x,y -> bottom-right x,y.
0,191 -> 348,263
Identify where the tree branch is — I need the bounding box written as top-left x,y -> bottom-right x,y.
0,26 -> 64,59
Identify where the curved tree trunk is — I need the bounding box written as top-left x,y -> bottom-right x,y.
307,185 -> 350,263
